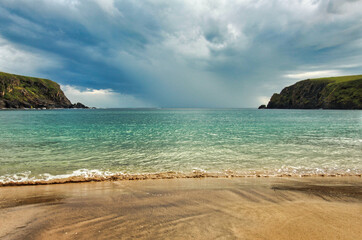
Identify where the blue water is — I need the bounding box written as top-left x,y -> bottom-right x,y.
0,109 -> 361,183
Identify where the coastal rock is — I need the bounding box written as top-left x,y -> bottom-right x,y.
0,71 -> 88,109
258,104 -> 266,109
70,102 -> 89,109
266,75 -> 362,109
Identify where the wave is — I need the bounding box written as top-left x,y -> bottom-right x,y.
0,168 -> 361,187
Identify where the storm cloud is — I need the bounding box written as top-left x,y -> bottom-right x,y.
0,0 -> 361,107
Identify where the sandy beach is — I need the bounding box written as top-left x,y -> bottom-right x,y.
0,177 -> 361,240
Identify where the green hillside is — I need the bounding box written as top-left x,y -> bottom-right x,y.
0,71 -> 86,109
266,75 -> 362,109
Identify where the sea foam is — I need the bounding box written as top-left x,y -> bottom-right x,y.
0,167 -> 360,187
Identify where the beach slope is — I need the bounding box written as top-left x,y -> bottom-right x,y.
0,178 -> 361,240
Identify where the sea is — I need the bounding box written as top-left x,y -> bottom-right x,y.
0,108 -> 361,185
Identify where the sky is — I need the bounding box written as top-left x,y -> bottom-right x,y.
0,0 -> 361,108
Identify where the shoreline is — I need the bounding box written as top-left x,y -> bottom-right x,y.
1,177 -> 361,239
1,172 -> 361,187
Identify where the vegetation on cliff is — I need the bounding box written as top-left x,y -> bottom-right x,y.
265,75 -> 362,109
0,71 -> 87,109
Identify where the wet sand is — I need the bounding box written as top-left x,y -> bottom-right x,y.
0,177 -> 361,240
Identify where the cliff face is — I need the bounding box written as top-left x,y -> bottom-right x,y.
266,75 -> 362,109
0,72 -> 87,109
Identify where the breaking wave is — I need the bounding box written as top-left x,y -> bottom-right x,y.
0,167 -> 361,187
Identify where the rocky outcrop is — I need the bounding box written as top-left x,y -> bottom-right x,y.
258,104 -> 266,109
0,71 -> 88,109
266,75 -> 362,109
70,102 -> 88,109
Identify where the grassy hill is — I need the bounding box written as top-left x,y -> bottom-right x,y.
0,71 -> 84,109
266,75 -> 362,109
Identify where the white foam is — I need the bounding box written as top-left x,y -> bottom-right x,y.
0,169 -> 124,184
0,171 -> 35,183
0,167 -> 361,185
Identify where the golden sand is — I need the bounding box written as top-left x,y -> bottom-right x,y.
0,177 -> 361,239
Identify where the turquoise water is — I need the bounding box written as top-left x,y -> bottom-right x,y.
0,109 -> 361,183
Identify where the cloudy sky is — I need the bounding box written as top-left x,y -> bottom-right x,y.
0,0 -> 361,107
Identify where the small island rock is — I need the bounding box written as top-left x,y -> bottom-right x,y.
258,104 -> 267,109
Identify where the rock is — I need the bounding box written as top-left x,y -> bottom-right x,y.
258,104 -> 266,109
70,102 -> 89,109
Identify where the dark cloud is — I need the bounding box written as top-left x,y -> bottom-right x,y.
0,0 -> 361,107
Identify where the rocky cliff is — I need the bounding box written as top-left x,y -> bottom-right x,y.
0,71 -> 88,109
266,75 -> 362,109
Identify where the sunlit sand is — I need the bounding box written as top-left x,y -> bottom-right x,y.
1,177 -> 361,240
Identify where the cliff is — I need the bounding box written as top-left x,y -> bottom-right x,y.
0,71 -> 88,109
266,75 -> 362,109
